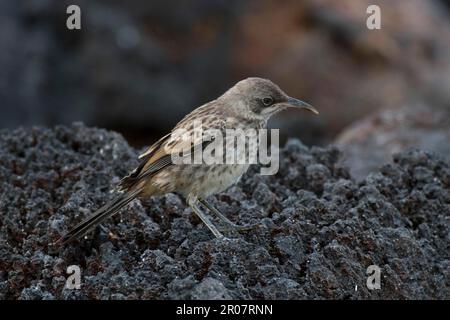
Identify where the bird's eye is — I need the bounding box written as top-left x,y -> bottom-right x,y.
262,97 -> 274,106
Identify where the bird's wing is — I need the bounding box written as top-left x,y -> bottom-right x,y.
138,133 -> 171,160
138,101 -> 219,161
119,115 -> 225,190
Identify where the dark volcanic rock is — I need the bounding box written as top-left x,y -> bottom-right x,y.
0,124 -> 448,299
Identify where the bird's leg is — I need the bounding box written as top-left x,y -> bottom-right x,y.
198,198 -> 239,227
187,196 -> 225,239
199,198 -> 260,232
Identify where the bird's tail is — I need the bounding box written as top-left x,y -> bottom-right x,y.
56,188 -> 142,245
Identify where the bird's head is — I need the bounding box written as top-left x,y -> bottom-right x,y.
222,77 -> 319,121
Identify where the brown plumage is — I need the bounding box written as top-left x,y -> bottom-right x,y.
57,77 -> 318,244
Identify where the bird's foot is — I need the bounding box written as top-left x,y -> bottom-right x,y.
220,222 -> 262,233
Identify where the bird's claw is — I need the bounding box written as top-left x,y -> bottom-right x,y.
220,222 -> 262,233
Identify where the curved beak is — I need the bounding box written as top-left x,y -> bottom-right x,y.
286,97 -> 319,115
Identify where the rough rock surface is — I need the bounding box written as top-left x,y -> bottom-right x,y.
0,123 -> 449,299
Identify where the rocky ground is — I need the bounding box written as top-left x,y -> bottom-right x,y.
0,123 -> 448,299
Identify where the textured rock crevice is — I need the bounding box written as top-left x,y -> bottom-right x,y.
0,123 -> 448,299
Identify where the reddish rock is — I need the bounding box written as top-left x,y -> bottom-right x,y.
336,103 -> 450,180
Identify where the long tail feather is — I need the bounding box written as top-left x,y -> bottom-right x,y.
56,188 -> 142,245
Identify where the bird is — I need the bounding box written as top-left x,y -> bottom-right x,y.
57,77 -> 318,244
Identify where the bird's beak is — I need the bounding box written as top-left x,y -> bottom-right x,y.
286,97 -> 319,115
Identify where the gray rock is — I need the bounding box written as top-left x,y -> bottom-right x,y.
191,277 -> 232,300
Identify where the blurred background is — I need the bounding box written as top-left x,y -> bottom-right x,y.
1,0 -> 449,179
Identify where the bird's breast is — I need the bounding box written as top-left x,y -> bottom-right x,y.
184,163 -> 250,198
148,163 -> 250,199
